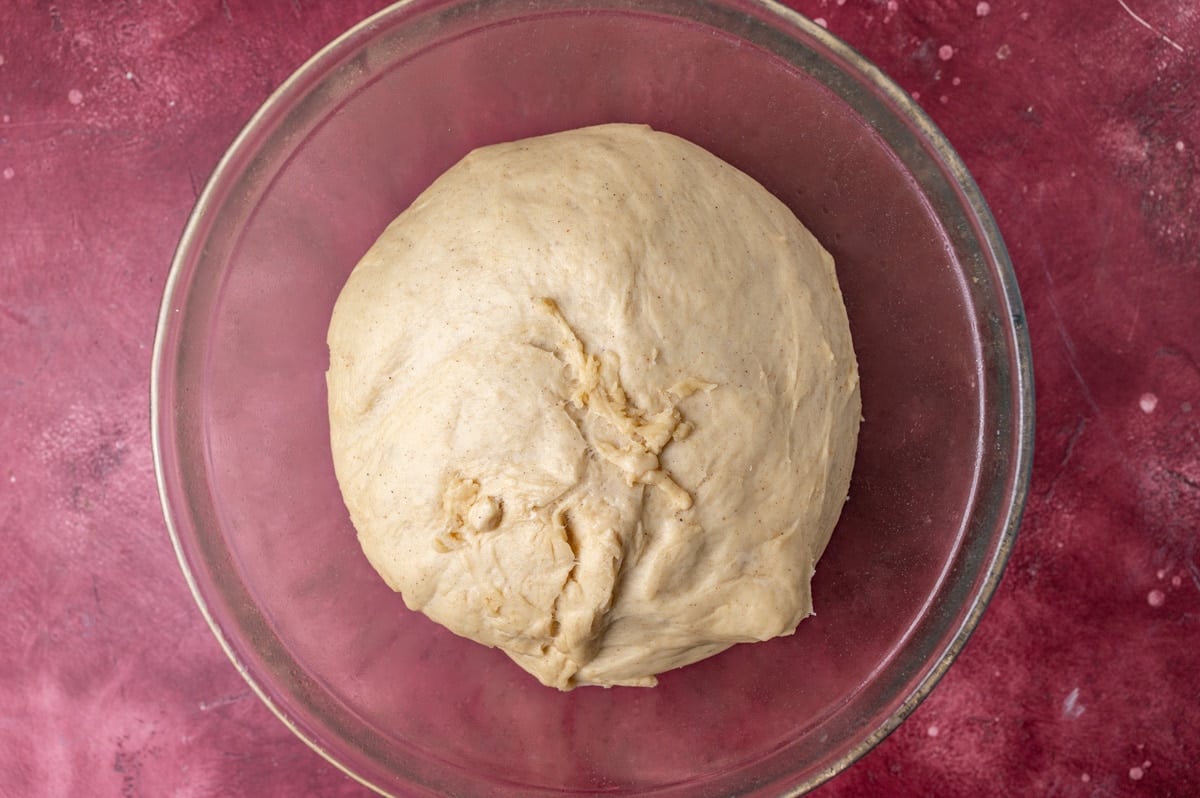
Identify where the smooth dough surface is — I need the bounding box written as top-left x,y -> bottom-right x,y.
327,124 -> 860,689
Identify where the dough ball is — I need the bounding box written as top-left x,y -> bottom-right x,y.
326,124 -> 860,689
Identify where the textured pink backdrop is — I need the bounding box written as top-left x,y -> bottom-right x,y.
1,1 -> 1198,795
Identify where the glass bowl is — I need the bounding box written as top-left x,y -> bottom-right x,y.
152,0 -> 1034,795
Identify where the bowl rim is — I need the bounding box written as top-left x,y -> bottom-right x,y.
151,0 -> 1035,795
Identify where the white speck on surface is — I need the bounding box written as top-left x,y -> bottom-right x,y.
0,54 -> 5,66
1,114 -> 8,123
125,71 -> 134,80
938,44 -> 955,60
1130,766 -> 1144,780
1081,773 -> 1091,783
1027,105 -> 1035,112
199,690 -> 252,712
997,43 -> 1012,59
1173,575 -> 1183,587
1062,687 -> 1085,719
939,94 -> 949,104
2,167 -> 13,181
168,99 -> 177,107
836,0 -> 845,5
68,88 -> 83,105
1143,759 -> 1152,768
1157,568 -> 1167,579
1140,392 -> 1158,413
926,725 -> 940,737
1020,11 -> 1031,21
977,1 -> 991,16
1177,140 -> 1186,152
952,76 -> 962,86
814,17 -> 827,28
912,91 -> 921,100
1148,589 -> 1166,607
7,474 -> 14,483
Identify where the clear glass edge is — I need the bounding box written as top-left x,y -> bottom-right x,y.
149,2 -> 415,796
771,3 -> 1035,795
147,0 -> 1037,795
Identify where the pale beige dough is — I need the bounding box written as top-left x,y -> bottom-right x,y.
326,123 -> 860,690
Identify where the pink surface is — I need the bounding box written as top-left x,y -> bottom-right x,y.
0,1 -> 1196,796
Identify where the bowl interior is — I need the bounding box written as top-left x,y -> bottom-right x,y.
155,1 -> 1029,796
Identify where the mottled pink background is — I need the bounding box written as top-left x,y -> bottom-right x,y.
1,1 -> 1198,796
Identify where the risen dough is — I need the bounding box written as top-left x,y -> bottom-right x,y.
327,124 -> 860,689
